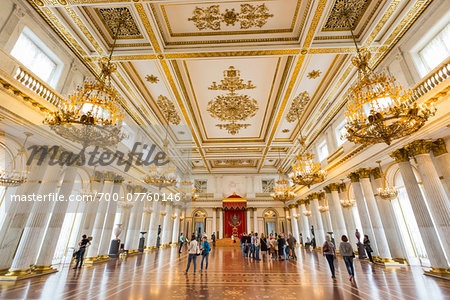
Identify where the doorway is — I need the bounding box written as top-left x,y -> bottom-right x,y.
266,222 -> 275,235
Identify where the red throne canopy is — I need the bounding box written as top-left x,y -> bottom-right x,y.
223,193 -> 246,238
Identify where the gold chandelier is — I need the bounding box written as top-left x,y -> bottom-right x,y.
290,137 -> 326,189
207,66 -> 258,135
270,173 -> 296,202
143,139 -> 178,189
178,180 -> 198,201
44,21 -> 126,148
0,132 -> 32,187
340,198 -> 356,208
343,14 -> 435,145
376,160 -> 398,200
318,194 -> 329,213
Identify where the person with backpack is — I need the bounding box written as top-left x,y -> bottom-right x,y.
363,235 -> 374,263
200,236 -> 211,271
73,234 -> 90,269
322,234 -> 336,279
179,233 -> 185,253
185,233 -> 200,274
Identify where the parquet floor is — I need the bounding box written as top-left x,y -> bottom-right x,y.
0,246 -> 448,299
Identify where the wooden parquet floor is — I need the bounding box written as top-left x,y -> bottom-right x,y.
0,246 -> 448,299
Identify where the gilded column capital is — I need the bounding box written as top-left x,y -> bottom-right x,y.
306,194 -> 314,201
329,183 -> 340,192
347,172 -> 360,182
356,168 -> 371,179
143,207 -> 152,214
406,139 -> 433,156
323,185 -> 332,193
160,212 -> 167,217
288,204 -> 296,209
339,182 -> 347,192
389,148 -> 409,162
93,170 -> 104,182
103,171 -> 118,182
432,139 -> 447,157
114,175 -> 125,183
318,192 -> 325,200
371,167 -> 382,179
310,193 -> 320,199
133,185 -> 148,193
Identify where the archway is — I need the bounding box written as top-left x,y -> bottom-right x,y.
263,208 -> 278,236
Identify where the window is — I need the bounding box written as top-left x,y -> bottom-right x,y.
317,140 -> 328,161
417,24 -> 450,77
335,120 -> 347,147
10,27 -> 63,87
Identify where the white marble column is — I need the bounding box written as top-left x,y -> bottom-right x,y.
246,208 -> 251,232
124,186 -> 146,251
35,166 -> 77,269
0,156 -> 50,271
338,183 -> 357,244
289,205 -> 300,243
357,168 -> 392,260
8,163 -> 62,272
371,169 -> 407,261
407,141 -> 450,257
431,139 -> 450,195
171,206 -> 181,244
97,178 -> 123,258
299,202 -> 310,241
310,194 -> 325,247
219,208 -> 223,239
147,201 -> 161,249
86,174 -> 115,259
160,203 -> 173,246
347,172 -> 378,255
326,184 -> 347,239
253,208 -> 258,234
117,201 -> 133,245
391,148 -> 449,270
212,208 -> 217,236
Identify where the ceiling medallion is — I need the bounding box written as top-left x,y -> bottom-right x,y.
324,0 -> 370,30
307,70 -> 321,79
286,91 -> 310,123
145,74 -> 159,84
44,20 -> 126,148
343,15 -> 436,145
98,7 -> 141,37
157,95 -> 181,125
188,4 -> 273,31
290,137 -> 326,188
207,66 -> 258,135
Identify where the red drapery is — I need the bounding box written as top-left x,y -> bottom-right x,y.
223,193 -> 246,238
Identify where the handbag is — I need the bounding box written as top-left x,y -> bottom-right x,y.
323,242 -> 330,252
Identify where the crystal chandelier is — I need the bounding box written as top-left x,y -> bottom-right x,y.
44,21 -> 126,148
207,66 -> 258,135
143,139 -> 178,189
270,172 -> 296,202
0,132 -> 32,187
376,160 -> 398,200
340,198 -> 356,208
302,210 -> 312,217
343,14 -> 435,145
178,180 -> 198,201
318,195 -> 329,213
290,137 -> 326,188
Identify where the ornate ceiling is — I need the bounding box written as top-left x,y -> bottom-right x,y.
28,0 -> 433,173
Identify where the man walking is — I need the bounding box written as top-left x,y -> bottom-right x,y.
211,232 -> 216,247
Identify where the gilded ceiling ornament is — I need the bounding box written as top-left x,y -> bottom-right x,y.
207,66 -> 258,135
286,91 -> 310,123
307,70 -> 321,79
145,74 -> 159,84
324,0 -> 370,30
282,129 -> 290,133
188,4 -> 273,31
99,7 -> 141,37
157,95 -> 181,125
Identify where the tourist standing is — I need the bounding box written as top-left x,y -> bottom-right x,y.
186,234 -> 200,274
287,233 -> 297,259
179,233 -> 185,253
211,232 -> 216,247
277,234 -> 286,260
260,233 -> 268,257
254,233 -> 261,261
339,235 -> 355,281
200,236 -> 211,271
322,234 -> 336,279
250,233 -> 256,259
363,235 -> 374,263
73,234 -> 90,269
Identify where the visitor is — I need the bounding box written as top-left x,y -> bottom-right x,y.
211,232 -> 216,247
200,236 -> 211,271
73,234 -> 90,269
339,235 -> 355,281
186,233 -> 200,274
305,236 -> 311,249
246,233 -> 252,258
254,233 -> 261,261
241,233 -> 247,257
277,234 -> 286,260
363,235 -> 374,263
299,233 -> 303,246
179,233 -> 185,253
250,232 -> 257,259
322,234 -> 336,279
269,233 -> 277,259
231,233 -> 234,245
260,233 -> 268,257
287,233 -> 297,259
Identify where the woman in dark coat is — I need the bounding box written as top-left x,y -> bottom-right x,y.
260,233 -> 268,255
363,234 -> 374,263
